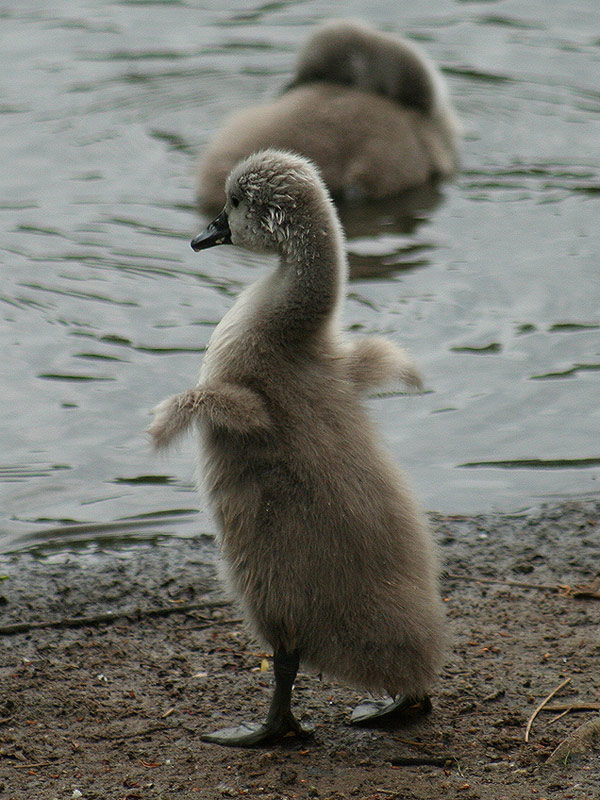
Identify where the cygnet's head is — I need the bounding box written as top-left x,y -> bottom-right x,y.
191,149 -> 341,258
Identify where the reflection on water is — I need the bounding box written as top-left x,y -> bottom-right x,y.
1,0 -> 599,553
342,182 -> 444,279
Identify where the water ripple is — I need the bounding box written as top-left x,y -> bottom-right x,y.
530,363 -> 600,380
20,282 -> 138,307
460,457 -> 600,470
2,0 -> 600,548
0,463 -> 71,482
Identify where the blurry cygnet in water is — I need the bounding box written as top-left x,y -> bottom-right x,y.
197,19 -> 460,210
150,149 -> 446,747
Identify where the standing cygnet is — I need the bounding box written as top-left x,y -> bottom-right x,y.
149,150 -> 446,747
197,19 -> 460,210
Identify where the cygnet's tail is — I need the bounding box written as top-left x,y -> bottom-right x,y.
286,19 -> 445,117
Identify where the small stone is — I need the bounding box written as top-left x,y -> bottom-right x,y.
280,767 -> 297,785
512,562 -> 534,574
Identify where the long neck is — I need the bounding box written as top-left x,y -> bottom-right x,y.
267,205 -> 347,346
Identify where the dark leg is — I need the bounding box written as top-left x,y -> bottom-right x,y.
351,693 -> 432,726
201,650 -> 313,747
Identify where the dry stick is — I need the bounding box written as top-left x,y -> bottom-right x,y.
446,574 -> 566,593
390,756 -> 456,767
392,736 -> 429,748
446,573 -> 600,599
524,677 -> 571,742
0,599 -> 234,637
543,702 -> 600,713
547,708 -> 573,726
547,715 -> 600,764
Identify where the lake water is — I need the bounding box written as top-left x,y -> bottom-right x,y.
1,0 -> 599,554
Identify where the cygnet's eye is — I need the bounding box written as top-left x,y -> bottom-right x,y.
231,195 -> 240,208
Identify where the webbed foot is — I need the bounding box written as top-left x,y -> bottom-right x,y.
201,715 -> 313,747
351,693 -> 432,726
201,649 -> 313,747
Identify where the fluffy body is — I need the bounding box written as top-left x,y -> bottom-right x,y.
197,19 -> 460,209
150,150 -> 445,698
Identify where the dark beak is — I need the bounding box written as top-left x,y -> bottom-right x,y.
191,209 -> 232,251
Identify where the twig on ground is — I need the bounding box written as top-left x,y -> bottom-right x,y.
482,688 -> 505,703
392,736 -> 428,748
447,574 -> 562,592
546,716 -> 600,765
568,577 -> 600,599
543,703 -> 600,713
525,677 -> 571,742
390,756 -> 456,767
445,574 -> 600,599
0,599 -> 233,637
547,708 -> 572,726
